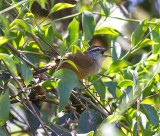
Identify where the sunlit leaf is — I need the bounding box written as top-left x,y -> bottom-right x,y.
66,18 -> 79,46
63,60 -> 79,72
131,19 -> 147,46
150,19 -> 160,54
49,3 -> 75,15
0,53 -> 18,77
94,27 -> 120,36
108,60 -> 131,73
10,19 -> 36,35
0,90 -> 10,126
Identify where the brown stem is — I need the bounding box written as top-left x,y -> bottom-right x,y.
80,81 -> 111,115
37,34 -> 60,56
137,97 -> 141,136
75,88 -> 109,117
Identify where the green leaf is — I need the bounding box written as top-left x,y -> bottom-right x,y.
63,60 -> 79,72
50,20 -> 63,41
133,38 -> 158,51
99,1 -> 110,17
0,127 -> 7,136
0,15 -> 10,36
66,18 -> 79,46
36,0 -> 47,9
94,27 -> 120,36
54,69 -> 79,111
91,75 -> 105,99
104,81 -> 117,99
11,30 -> 24,49
72,45 -> 84,57
150,19 -> 160,54
131,19 -> 148,46
112,41 -> 121,61
142,104 -> 159,126
108,60 -> 131,73
118,80 -> 133,89
24,104 -> 40,132
82,11 -> 96,42
51,124 -> 72,136
10,19 -> 36,35
21,62 -> 33,86
78,109 -> 102,133
0,90 -> 10,126
49,3 -> 75,15
0,37 -> 9,45
0,53 -> 18,77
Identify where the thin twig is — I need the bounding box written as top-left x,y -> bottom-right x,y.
137,97 -> 141,136
80,81 -> 111,115
20,51 -> 51,58
2,123 -> 11,136
72,91 -> 87,109
42,98 -> 59,105
75,88 -> 109,117
31,35 -> 47,54
142,90 -> 160,101
37,34 -> 60,56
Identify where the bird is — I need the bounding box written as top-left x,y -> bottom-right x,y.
34,45 -> 112,80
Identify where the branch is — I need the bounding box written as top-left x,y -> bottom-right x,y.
75,88 -> 109,118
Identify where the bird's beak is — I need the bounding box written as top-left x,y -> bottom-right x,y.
102,47 -> 112,57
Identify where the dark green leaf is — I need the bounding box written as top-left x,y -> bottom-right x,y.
142,104 -> 159,126
24,104 -> 40,132
0,90 -> 10,126
66,18 -> 79,46
49,3 -> 75,15
104,81 -> 117,99
94,27 -> 120,36
21,62 -> 33,86
50,20 -> 63,41
0,127 -> 7,136
131,19 -> 147,46
0,53 -> 18,77
92,75 -> 105,99
54,69 -> 79,111
51,124 -> 72,136
82,11 -> 96,42
108,60 -> 131,73
78,109 -> 102,133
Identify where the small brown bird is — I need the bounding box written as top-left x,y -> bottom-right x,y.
34,45 -> 112,80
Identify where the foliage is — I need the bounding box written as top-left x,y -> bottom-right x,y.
0,0 -> 160,135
